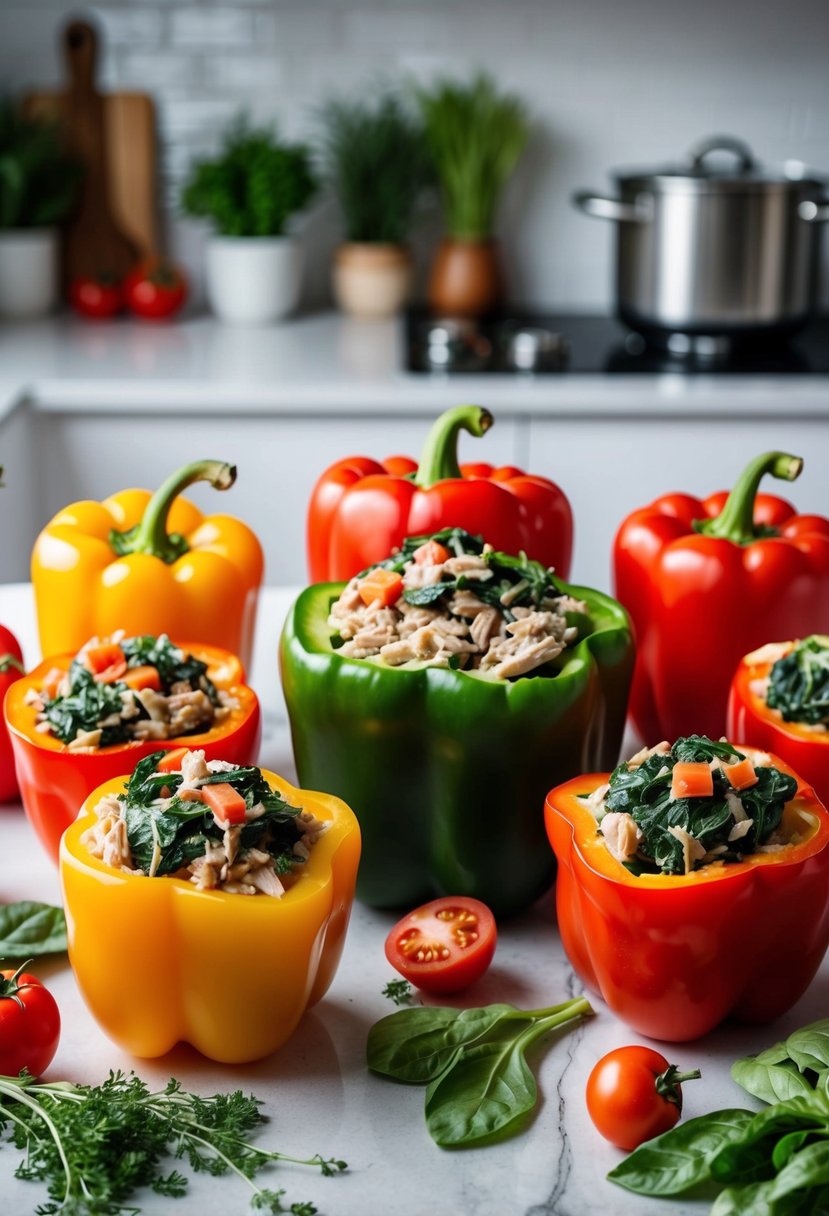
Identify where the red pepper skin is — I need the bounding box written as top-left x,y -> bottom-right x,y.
728,644 -> 829,809
0,626 -> 25,804
545,751 -> 829,1042
5,643 -> 261,863
614,454 -> 829,740
307,407 -> 573,581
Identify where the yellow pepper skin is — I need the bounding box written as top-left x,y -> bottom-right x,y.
32,460 -> 264,669
59,769 -> 361,1064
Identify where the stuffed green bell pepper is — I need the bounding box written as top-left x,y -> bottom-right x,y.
280,529 -> 634,917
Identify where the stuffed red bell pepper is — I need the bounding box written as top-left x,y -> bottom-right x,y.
0,625 -> 25,804
307,404 -> 573,582
728,636 -> 829,809
545,735 -> 829,1041
614,451 -> 829,740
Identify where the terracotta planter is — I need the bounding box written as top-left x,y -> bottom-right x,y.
333,243 -> 412,319
428,238 -> 504,317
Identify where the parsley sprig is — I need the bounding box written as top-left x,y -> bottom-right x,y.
0,1070 -> 346,1215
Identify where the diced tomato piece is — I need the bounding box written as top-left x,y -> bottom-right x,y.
83,642 -> 126,676
42,667 -> 65,700
122,665 -> 162,692
413,540 -> 450,566
671,761 -> 714,800
157,748 -> 190,773
201,782 -> 247,824
723,757 -> 758,790
357,568 -> 404,608
94,660 -> 128,683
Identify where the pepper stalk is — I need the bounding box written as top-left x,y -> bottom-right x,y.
693,451 -> 803,546
109,459 -> 236,564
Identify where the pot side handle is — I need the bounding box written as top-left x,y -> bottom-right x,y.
798,200 -> 829,223
572,191 -> 650,223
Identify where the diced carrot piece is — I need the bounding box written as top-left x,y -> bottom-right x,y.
723,757 -> 758,790
178,788 -> 206,803
201,782 -> 247,825
671,761 -> 714,800
84,642 -> 126,676
122,665 -> 162,692
358,568 -> 404,608
94,660 -> 128,683
413,540 -> 450,566
158,748 -> 190,773
42,667 -> 65,700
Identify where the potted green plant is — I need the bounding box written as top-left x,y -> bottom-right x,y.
0,101 -> 79,319
181,118 -> 317,325
321,93 -> 431,319
417,74 -> 530,317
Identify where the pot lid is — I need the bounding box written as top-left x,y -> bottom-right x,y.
615,135 -> 826,192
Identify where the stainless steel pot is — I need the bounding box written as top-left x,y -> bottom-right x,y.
574,136 -> 829,341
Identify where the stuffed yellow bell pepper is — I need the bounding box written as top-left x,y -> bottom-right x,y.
32,459 -> 264,668
59,750 -> 361,1064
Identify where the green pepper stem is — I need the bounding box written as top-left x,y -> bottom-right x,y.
413,405 -> 493,487
694,451 -> 803,545
114,460 -> 235,564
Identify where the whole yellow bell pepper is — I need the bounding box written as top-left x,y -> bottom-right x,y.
32,460 -> 264,668
60,768 -> 361,1064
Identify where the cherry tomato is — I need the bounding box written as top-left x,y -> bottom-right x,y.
384,896 -> 497,994
69,274 -> 124,319
124,259 -> 187,320
586,1045 -> 700,1150
0,625 -> 24,804
0,963 -> 61,1076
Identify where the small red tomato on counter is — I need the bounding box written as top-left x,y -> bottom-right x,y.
124,259 -> 187,320
385,896 -> 496,995
0,962 -> 61,1077
69,273 -> 124,319
0,626 -> 25,804
586,1046 -> 701,1151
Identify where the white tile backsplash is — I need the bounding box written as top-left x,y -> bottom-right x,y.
3,0 -> 829,310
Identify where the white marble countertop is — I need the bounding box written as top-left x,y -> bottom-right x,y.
0,583 -> 826,1216
2,312 -> 829,422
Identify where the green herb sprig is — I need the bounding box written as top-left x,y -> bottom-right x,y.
367,996 -> 592,1147
767,636 -> 829,726
0,1070 -> 346,1215
382,978 -> 417,1006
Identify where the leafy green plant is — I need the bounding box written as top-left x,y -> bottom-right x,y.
320,93 -> 431,244
767,635 -> 829,725
0,1069 -> 346,1214
0,902 -> 66,958
367,995 -> 592,1147
181,118 -> 317,237
0,101 -> 80,229
416,74 -> 530,240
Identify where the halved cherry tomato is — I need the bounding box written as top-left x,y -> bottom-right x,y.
124,259 -> 187,320
0,625 -> 25,803
586,1045 -> 700,1150
384,896 -> 497,994
69,274 -> 124,319
0,963 -> 61,1077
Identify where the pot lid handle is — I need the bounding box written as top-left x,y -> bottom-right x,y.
689,135 -> 755,175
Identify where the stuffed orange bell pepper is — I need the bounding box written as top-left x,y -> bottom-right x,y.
728,637 -> 829,809
60,750 -> 361,1063
32,459 -> 264,667
5,635 -> 260,862
545,735 -> 829,1041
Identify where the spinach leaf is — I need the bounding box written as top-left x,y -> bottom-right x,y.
402,582 -> 455,607
367,1004 -> 525,1083
767,636 -> 829,726
733,1020 -> 829,1103
732,1057 -> 817,1105
120,635 -> 219,703
424,1030 -> 539,1147
0,901 -> 67,957
710,1093 -> 829,1184
787,1022 -> 829,1076
607,1110 -> 754,1196
42,663 -> 130,746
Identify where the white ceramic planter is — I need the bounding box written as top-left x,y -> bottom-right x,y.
333,243 -> 412,319
0,228 -> 58,319
205,235 -> 302,325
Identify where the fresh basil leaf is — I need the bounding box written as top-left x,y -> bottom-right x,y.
732,1057 -> 817,1105
0,901 -> 67,957
367,1004 -> 522,1083
424,1033 -> 538,1148
711,1093 -> 829,1184
786,1021 -> 829,1076
710,1179 -> 777,1216
765,1139 -> 829,1203
773,1130 -> 817,1171
607,1110 -> 754,1196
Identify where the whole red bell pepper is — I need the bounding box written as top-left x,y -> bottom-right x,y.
545,747 -> 829,1041
614,451 -> 829,740
307,404 -> 573,581
0,625 -> 25,804
728,638 -> 829,809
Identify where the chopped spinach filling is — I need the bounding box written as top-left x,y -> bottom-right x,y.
121,752 -> 306,878
42,635 -> 219,747
767,635 -> 829,727
604,735 -> 797,876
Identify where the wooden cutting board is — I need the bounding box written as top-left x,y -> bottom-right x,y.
26,19 -> 160,280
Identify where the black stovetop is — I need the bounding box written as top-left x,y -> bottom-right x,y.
405,310 -> 829,375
